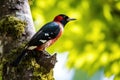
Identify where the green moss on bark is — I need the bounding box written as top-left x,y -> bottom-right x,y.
1,45 -> 55,80
1,44 -> 25,68
33,65 -> 54,80
0,15 -> 26,39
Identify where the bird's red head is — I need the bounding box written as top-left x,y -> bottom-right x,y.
53,14 -> 76,26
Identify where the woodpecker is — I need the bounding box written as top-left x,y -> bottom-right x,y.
11,14 -> 76,66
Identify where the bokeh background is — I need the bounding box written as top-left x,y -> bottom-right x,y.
30,0 -> 120,80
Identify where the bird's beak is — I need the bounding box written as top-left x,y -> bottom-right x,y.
67,18 -> 76,21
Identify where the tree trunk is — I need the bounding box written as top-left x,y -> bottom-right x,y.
0,0 -> 56,80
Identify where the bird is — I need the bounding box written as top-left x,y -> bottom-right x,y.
11,14 -> 76,66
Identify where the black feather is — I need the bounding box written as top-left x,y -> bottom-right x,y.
27,22 -> 60,46
10,49 -> 28,67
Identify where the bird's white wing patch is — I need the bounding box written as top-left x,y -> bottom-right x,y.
45,33 -> 49,36
28,46 -> 37,50
39,40 -> 47,43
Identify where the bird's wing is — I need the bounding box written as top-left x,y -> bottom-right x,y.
27,22 -> 60,47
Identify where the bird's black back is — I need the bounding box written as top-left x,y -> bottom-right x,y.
27,22 -> 61,46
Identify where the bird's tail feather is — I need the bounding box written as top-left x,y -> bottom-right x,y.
10,49 -> 28,67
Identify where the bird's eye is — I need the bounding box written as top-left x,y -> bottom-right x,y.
63,16 -> 69,20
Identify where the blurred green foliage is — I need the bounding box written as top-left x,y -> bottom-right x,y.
30,0 -> 120,80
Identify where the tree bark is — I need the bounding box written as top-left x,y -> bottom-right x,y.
0,0 -> 56,80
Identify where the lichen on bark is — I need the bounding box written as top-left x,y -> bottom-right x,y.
0,15 -> 26,39
2,48 -> 56,80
